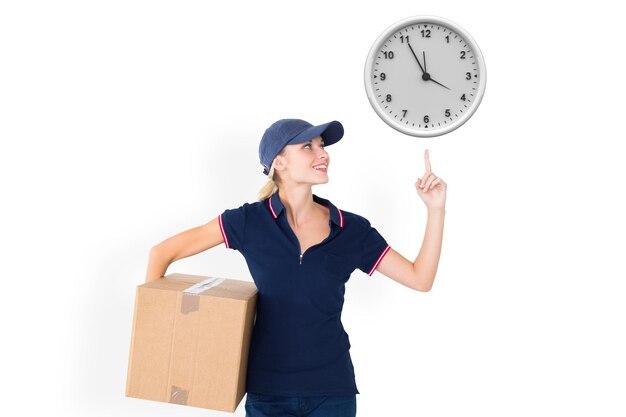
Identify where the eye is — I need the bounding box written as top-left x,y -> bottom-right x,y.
303,143 -> 325,149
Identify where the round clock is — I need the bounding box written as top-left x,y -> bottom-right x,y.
364,15 -> 486,137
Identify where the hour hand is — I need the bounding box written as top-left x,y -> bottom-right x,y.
420,51 -> 450,90
407,42 -> 425,74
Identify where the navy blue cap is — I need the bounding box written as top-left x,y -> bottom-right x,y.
259,119 -> 344,176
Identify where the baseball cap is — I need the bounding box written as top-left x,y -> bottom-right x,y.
259,119 -> 344,176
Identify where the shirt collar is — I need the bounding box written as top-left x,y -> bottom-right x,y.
267,192 -> 344,228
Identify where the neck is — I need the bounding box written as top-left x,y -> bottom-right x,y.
277,186 -> 317,227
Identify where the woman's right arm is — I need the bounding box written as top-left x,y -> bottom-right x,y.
145,216 -> 224,283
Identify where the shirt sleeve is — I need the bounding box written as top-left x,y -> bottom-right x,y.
357,217 -> 391,276
218,204 -> 247,251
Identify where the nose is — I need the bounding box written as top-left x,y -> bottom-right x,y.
316,147 -> 329,160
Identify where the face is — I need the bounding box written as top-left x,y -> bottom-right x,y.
273,136 -> 329,185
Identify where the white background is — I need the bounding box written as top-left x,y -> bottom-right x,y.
2,0 -> 625,416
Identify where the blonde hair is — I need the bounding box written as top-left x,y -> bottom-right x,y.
256,148 -> 285,201
257,165 -> 279,201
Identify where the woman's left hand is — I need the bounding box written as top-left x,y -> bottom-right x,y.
415,149 -> 447,210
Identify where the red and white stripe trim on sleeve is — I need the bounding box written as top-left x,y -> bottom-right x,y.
218,213 -> 230,248
368,245 -> 391,276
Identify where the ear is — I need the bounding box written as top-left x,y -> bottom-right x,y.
273,154 -> 287,172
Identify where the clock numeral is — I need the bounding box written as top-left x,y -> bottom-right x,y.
386,94 -> 392,102
445,35 -> 450,43
424,115 -> 430,123
400,35 -> 409,43
466,72 -> 472,80
380,73 -> 386,81
460,51 -> 466,59
402,110 -> 408,117
445,109 -> 451,117
460,94 -> 466,101
421,29 -> 431,38
383,51 -> 394,59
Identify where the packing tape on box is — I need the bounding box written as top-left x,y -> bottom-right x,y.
180,277 -> 226,314
169,385 -> 189,405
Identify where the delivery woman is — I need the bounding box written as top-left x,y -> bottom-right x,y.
144,118 -> 446,417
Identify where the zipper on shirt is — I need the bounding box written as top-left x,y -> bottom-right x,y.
299,248 -> 311,265
296,222 -> 334,265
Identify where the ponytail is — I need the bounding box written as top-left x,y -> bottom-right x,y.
257,147 -> 286,201
257,165 -> 279,201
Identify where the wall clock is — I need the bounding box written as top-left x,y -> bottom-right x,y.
364,15 -> 486,137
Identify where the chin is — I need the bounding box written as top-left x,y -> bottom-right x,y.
306,178 -> 329,186
313,174 -> 330,184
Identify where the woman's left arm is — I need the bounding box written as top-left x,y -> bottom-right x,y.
376,149 -> 447,292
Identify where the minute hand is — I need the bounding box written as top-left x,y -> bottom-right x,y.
407,42 -> 426,74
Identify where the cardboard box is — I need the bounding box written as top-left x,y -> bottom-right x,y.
126,273 -> 257,413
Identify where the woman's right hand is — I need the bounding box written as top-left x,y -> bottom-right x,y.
144,216 -> 225,283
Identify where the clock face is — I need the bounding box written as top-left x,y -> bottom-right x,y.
364,16 -> 486,137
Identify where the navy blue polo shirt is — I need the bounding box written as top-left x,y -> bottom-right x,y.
218,192 -> 391,396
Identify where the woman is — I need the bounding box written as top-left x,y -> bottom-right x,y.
144,118 -> 447,417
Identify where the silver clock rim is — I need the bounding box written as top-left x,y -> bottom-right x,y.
364,15 -> 487,138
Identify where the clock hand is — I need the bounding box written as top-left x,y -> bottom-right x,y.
409,45 -> 450,89
428,77 -> 451,90
407,42 -> 426,74
420,50 -> 450,90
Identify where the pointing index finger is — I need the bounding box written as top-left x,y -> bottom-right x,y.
424,149 -> 432,173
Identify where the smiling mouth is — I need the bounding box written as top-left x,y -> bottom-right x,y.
313,164 -> 328,172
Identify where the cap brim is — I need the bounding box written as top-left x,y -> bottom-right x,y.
289,121 -> 344,147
